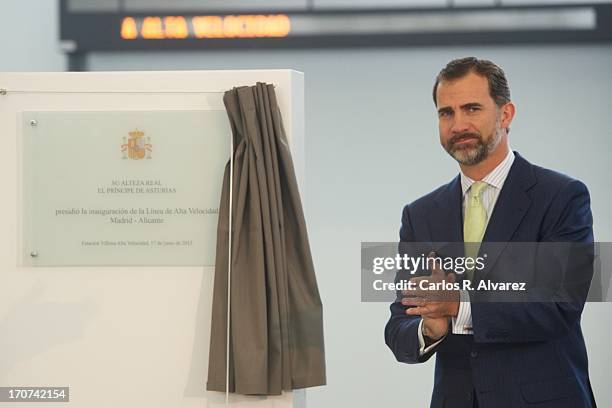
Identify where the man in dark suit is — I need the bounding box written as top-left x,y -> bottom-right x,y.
384,57 -> 596,408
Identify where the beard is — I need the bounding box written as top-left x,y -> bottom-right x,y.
444,126 -> 503,166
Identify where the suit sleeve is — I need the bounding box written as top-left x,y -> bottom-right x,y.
470,179 -> 594,343
384,205 -> 440,362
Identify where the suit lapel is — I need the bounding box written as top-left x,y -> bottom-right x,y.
476,153 -> 536,281
431,176 -> 464,258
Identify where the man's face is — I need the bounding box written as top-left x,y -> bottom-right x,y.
435,72 -> 506,165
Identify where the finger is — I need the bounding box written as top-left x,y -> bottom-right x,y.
428,251 -> 445,279
401,288 -> 414,297
406,306 -> 444,317
409,304 -> 445,318
402,279 -> 428,296
403,288 -> 428,298
407,288 -> 452,300
406,306 -> 430,315
402,297 -> 427,307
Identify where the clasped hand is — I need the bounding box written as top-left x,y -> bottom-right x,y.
402,252 -> 461,319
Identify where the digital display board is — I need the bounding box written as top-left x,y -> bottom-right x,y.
60,1 -> 612,52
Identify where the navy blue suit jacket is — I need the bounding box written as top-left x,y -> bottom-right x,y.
385,152 -> 596,408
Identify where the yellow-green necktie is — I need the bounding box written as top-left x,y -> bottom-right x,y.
464,181 -> 488,281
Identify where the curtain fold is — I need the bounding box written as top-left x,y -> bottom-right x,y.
207,83 -> 326,396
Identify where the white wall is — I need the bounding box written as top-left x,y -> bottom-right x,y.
0,0 -> 65,72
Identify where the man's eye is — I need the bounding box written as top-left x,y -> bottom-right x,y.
468,106 -> 480,113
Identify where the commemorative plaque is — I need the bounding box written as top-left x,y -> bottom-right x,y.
22,110 -> 230,266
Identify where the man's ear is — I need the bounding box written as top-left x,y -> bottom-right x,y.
501,101 -> 516,131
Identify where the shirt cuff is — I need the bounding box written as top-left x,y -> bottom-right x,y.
452,289 -> 473,335
418,319 -> 445,356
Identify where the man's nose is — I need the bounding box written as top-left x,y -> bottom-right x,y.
450,113 -> 470,134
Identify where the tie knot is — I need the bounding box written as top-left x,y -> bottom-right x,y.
469,181 -> 488,199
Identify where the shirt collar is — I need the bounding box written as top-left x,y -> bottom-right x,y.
460,149 -> 515,196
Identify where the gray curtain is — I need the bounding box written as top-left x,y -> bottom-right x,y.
206,83 -> 326,395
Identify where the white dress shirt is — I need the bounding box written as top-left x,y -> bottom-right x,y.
418,149 -> 515,355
